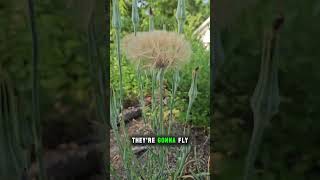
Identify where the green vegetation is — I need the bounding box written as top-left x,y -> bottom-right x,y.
214,0 -> 320,179
110,0 -> 210,179
157,137 -> 176,144
1,0 -> 209,178
110,0 -> 210,126
1,0 -> 106,179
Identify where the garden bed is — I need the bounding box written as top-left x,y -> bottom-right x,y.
110,107 -> 210,179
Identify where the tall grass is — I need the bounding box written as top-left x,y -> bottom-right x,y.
0,70 -> 26,179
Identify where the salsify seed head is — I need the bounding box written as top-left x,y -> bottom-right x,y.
122,30 -> 192,70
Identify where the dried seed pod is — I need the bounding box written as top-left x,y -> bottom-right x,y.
122,31 -> 192,70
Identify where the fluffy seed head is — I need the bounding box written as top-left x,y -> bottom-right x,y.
122,30 -> 192,70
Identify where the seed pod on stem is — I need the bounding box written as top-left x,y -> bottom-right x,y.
176,0 -> 186,34
131,0 -> 139,35
148,6 -> 154,31
185,67 -> 199,135
244,19 -> 282,179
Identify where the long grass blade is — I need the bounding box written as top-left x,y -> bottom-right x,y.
26,0 -> 46,179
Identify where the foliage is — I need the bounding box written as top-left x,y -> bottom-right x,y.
1,0 -> 95,118
110,0 -> 210,126
1,0 -> 210,178
110,0 -> 210,179
168,40 -> 210,126
110,0 -> 210,40
111,39 -> 210,126
0,70 -> 26,179
214,0 -> 320,179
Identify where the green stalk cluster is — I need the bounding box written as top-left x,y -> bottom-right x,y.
151,69 -> 158,131
173,144 -> 191,179
131,0 -> 147,124
243,29 -> 281,180
136,62 -> 147,124
157,68 -> 165,134
112,0 -> 124,111
88,13 -> 110,128
168,0 -> 185,135
186,67 -> 199,125
112,1 -> 131,168
87,9 -> 110,178
0,71 -> 26,179
111,87 -> 144,179
110,0 -> 206,179
111,1 -> 143,178
173,67 -> 199,180
173,1 -> 196,179
168,70 -> 180,134
158,68 -> 168,175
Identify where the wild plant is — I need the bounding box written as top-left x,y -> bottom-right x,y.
110,0 -> 209,179
243,15 -> 283,180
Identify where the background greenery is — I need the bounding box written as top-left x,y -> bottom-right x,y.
110,0 -> 210,126
1,0 -> 106,147
1,0 -> 210,149
2,0 -> 320,179
214,0 -> 320,179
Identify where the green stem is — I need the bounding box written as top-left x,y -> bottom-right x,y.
158,68 -> 167,174
168,70 -> 179,134
185,68 -> 199,135
133,26 -> 137,36
174,145 -> 191,179
176,0 -> 186,34
158,68 -> 165,134
178,22 -> 184,34
151,70 -> 157,131
27,0 -> 46,179
115,29 -> 124,112
185,101 -> 193,137
136,61 -> 146,124
149,15 -> 154,31
87,13 -> 108,178
168,97 -> 174,134
243,115 -> 268,180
